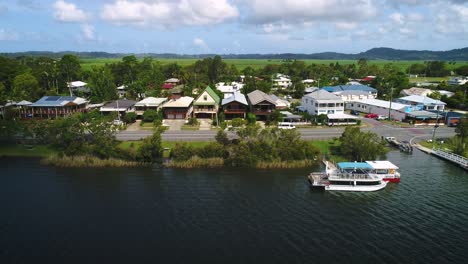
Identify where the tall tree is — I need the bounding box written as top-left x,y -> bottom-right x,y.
12,73 -> 42,101
58,54 -> 81,94
89,66 -> 117,103
339,126 -> 387,161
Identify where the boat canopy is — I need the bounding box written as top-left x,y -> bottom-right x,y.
337,162 -> 372,170
366,161 -> 399,169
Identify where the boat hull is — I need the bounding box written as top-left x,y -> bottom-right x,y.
324,181 -> 388,192
384,177 -> 400,183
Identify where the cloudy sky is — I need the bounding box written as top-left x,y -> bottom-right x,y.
0,0 -> 467,54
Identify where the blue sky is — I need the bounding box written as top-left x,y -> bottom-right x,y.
0,0 -> 467,54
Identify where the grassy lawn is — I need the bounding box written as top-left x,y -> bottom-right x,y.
181,125 -> 199,130
118,140 -> 210,150
419,140 -> 453,151
0,144 -> 57,157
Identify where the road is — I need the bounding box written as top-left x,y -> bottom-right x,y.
116,120 -> 457,142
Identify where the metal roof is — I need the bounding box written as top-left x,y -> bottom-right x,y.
247,90 -> 276,105
353,99 -> 409,110
304,89 -> 342,101
135,97 -> 167,107
322,85 -> 377,93
222,91 -> 248,106
101,99 -> 136,109
194,86 -> 221,105
327,113 -> 359,119
30,96 -> 87,107
162,96 -> 194,108
398,95 -> 446,105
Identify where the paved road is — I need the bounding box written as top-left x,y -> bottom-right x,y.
116,123 -> 456,142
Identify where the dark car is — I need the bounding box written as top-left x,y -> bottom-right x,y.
350,110 -> 360,116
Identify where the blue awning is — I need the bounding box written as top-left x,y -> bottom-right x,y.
337,162 -> 372,169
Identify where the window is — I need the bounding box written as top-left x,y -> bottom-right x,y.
203,95 -> 207,100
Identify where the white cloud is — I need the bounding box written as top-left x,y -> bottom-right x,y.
335,22 -> 358,30
435,4 -> 468,34
0,29 -> 19,41
101,0 -> 239,28
193,37 -> 206,47
53,0 -> 89,23
81,24 -> 95,40
245,0 -> 377,25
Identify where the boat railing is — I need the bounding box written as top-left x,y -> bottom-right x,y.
328,172 -> 378,180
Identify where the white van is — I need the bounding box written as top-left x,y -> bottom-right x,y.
278,122 -> 296,129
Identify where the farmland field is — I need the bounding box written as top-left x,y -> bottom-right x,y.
80,57 -> 468,72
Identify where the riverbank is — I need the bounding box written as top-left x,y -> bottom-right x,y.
0,140 -> 340,168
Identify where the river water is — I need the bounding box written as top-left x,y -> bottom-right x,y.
1,150 -> 468,263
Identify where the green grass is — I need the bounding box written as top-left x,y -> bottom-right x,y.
0,144 -> 57,157
80,57 -> 468,72
117,140 -> 211,150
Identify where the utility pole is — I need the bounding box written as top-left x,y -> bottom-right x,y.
388,85 -> 394,120
431,104 -> 440,149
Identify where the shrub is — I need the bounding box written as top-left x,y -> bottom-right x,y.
187,117 -> 199,126
123,112 -> 137,123
142,109 -> 159,122
231,118 -> 245,127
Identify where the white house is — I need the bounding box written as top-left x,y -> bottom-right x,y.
346,99 -> 410,121
272,74 -> 292,90
301,90 -> 344,115
117,85 -> 126,98
215,82 -> 244,99
67,81 -> 89,94
396,95 -> 446,111
134,97 -> 167,116
448,76 -> 468,86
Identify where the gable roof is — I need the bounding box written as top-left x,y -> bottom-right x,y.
304,89 -> 342,101
194,86 -> 221,105
247,90 -> 276,105
222,91 -> 248,106
30,96 -> 87,107
398,95 -> 446,105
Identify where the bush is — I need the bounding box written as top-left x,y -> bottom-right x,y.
246,113 -> 256,125
123,112 -> 137,123
142,109 -> 159,122
231,118 -> 245,127
187,117 -> 199,126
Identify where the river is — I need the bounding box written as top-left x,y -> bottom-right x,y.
1,150 -> 468,263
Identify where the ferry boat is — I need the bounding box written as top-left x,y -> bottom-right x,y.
308,161 -> 388,192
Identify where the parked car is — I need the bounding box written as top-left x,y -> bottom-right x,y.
350,110 -> 360,116
365,113 -> 378,119
377,115 -> 387,120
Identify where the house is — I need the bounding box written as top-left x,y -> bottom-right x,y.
346,99 -> 411,121
247,90 -> 277,119
222,91 -> 248,119
193,86 -> 221,119
27,96 -> 87,118
396,95 -> 446,111
272,74 -> 292,90
448,76 -> 468,86
321,85 -> 378,100
100,99 -> 136,119
117,85 -> 126,98
162,96 -> 194,119
302,79 -> 315,87
67,81 -> 89,94
301,90 -> 344,116
0,100 -> 32,118
165,78 -> 180,85
215,82 -> 244,99
270,95 -> 291,109
400,87 -> 433,97
134,97 -> 167,116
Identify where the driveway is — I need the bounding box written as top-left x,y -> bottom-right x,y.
198,119 -> 212,131
163,119 -> 186,131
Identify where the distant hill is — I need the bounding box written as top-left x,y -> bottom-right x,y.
1,47 -> 468,61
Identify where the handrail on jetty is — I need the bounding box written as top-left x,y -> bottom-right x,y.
432,148 -> 468,169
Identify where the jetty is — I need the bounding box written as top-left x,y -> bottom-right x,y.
415,145 -> 468,170
385,137 -> 413,153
